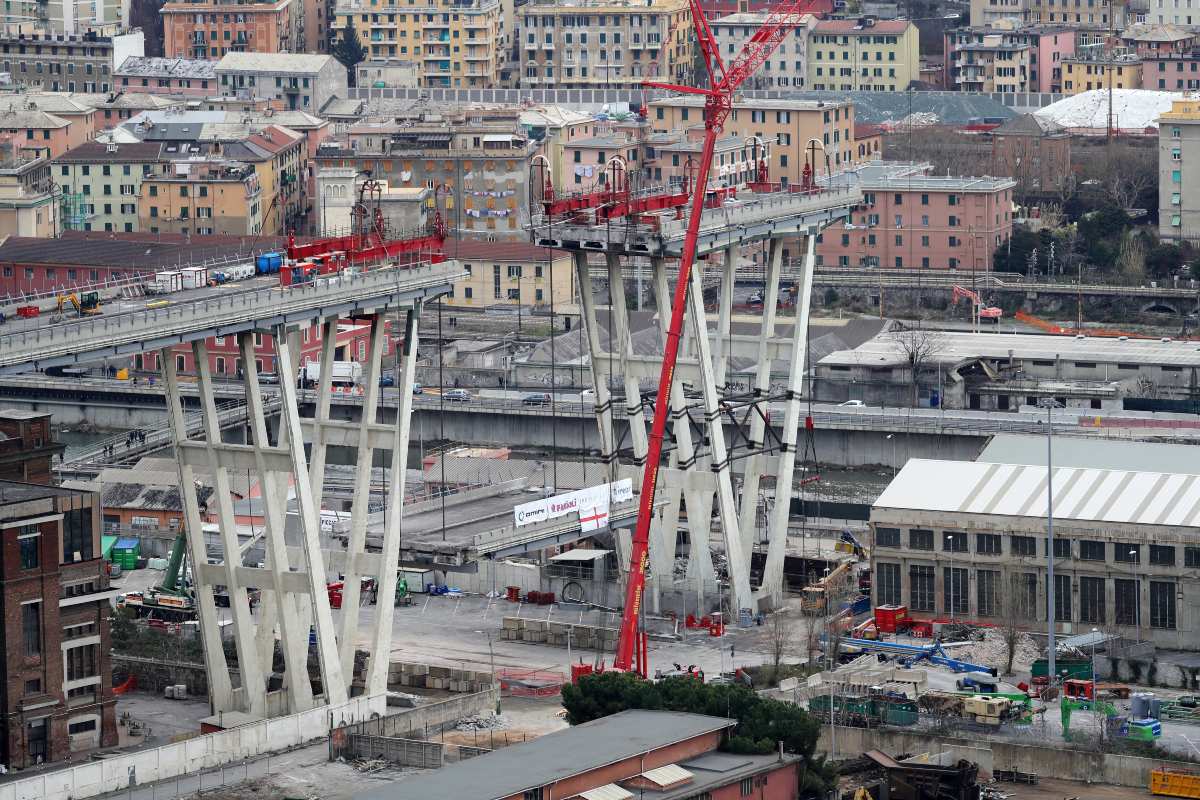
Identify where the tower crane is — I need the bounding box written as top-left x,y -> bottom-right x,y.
612,0 -> 823,676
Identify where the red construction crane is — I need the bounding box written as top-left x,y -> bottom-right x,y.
612,0 -> 823,676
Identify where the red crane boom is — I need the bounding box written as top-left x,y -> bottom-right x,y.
613,0 -> 822,675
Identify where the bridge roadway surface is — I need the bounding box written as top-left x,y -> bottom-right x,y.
0,260 -> 461,375
6,374 -> 1198,445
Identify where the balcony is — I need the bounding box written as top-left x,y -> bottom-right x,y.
541,40 -> 554,50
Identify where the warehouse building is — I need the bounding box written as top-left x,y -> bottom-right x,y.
815,328 -> 1200,410
870,438 -> 1200,650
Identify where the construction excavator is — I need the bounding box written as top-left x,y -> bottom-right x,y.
57,291 -> 101,317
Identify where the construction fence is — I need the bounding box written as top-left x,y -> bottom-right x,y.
329,687 -> 499,759
342,735 -> 491,768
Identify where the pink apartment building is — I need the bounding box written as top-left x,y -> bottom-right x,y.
1142,53 -> 1200,90
817,161 -> 1015,271
114,57 -> 218,97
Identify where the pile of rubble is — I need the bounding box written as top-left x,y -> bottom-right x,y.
455,713 -> 511,732
950,628 -> 1041,674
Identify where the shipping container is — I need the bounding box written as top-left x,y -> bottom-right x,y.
180,266 -> 208,289
153,271 -> 182,294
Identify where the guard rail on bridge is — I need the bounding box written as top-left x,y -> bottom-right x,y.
0,260 -> 460,374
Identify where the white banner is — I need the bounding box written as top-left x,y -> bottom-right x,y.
513,479 -> 633,528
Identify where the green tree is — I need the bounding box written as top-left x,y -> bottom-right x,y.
332,22 -> 367,85
562,672 -> 834,796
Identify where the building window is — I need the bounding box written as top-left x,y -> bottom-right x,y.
977,569 -> 999,617
875,527 -> 900,548
1055,573 -> 1071,622
1115,544 -> 1140,564
1114,579 -> 1139,627
1150,544 -> 1176,566
876,562 -> 900,605
1053,538 -> 1071,559
523,790 -> 545,800
740,777 -> 754,796
1186,546 -> 1200,567
18,527 -> 39,570
943,567 -> 968,615
24,678 -> 41,695
63,507 -> 93,563
909,528 -> 933,550
976,533 -> 1001,555
1150,581 -> 1177,630
66,643 -> 98,681
1080,576 -> 1105,624
1079,539 -> 1106,561
22,602 -> 41,655
943,531 -> 968,552
1011,535 -> 1036,556
909,565 -> 934,612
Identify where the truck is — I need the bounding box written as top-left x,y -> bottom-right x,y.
300,361 -> 362,387
115,531 -> 196,622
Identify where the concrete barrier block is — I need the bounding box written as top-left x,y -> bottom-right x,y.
502,617 -> 521,630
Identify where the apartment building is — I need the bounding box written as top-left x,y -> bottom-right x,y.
991,114 -> 1072,200
969,0 -> 1030,27
314,107 -> 533,240
1022,0 -> 1140,27
0,480 -> 118,767
123,112 -> 307,234
1159,98 -> 1200,242
55,141 -> 165,233
649,95 -> 858,179
1122,23 -> 1198,55
114,56 -> 217,96
0,411 -> 64,484
160,0 -> 301,59
1061,47 -> 1143,93
944,24 -> 1076,93
0,0 -> 126,34
817,161 -> 1014,271
0,154 -> 57,237
332,0 -> 503,89
948,34 -> 1031,92
137,160 -> 263,235
356,59 -> 420,89
444,239 -> 573,309
1144,54 -> 1200,90
711,13 -> 816,89
0,30 -> 142,93
215,52 -> 347,113
0,106 -> 91,160
807,18 -> 919,92
518,0 -> 692,89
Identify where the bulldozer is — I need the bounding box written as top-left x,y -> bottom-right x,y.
57,291 -> 101,317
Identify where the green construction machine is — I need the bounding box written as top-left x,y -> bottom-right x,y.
395,575 -> 411,606
115,531 -> 197,621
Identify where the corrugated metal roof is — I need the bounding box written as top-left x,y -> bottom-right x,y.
639,764 -> 693,788
874,458 -> 1200,528
978,434 -> 1200,475
578,785 -> 633,800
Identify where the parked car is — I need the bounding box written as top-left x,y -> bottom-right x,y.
838,400 -> 865,407
444,389 -> 472,402
523,392 -> 552,406
379,373 -> 395,388
412,383 -> 424,395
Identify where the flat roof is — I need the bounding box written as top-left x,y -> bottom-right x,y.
116,56 -> 217,79
216,52 -> 336,74
819,330 -> 1200,369
978,434 -> 1200,474
354,711 -> 735,800
0,480 -> 81,508
874,458 -> 1200,528
824,160 -> 1016,192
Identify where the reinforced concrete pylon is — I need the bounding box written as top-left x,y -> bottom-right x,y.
161,308 -> 422,715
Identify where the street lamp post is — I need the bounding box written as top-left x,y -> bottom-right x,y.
1039,397 -> 1063,682
887,433 -> 896,477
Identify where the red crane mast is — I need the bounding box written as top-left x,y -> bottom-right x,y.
612,0 -> 822,675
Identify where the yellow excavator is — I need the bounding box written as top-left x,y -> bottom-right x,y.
57,291 -> 101,316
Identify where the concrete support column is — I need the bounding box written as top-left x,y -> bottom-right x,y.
193,340 -> 267,716
240,332 -> 314,712
759,234 -> 815,606
336,315 -> 386,687
607,252 -> 648,474
366,302 -> 422,695
161,347 -> 234,712
275,323 -> 348,706
713,245 -> 737,388
685,261 -> 754,616
573,252 -> 617,470
737,238 -> 785,565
